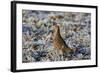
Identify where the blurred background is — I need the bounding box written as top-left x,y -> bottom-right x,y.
22,10 -> 91,63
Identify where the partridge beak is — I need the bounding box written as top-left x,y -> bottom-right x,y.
48,30 -> 53,34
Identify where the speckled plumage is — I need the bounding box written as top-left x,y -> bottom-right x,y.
52,24 -> 75,54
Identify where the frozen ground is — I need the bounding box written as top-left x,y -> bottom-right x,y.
22,10 -> 91,63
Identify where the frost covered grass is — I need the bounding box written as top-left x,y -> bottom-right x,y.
22,10 -> 91,63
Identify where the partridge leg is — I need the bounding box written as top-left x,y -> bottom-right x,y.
57,50 -> 64,61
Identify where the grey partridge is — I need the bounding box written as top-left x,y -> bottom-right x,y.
52,24 -> 75,54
